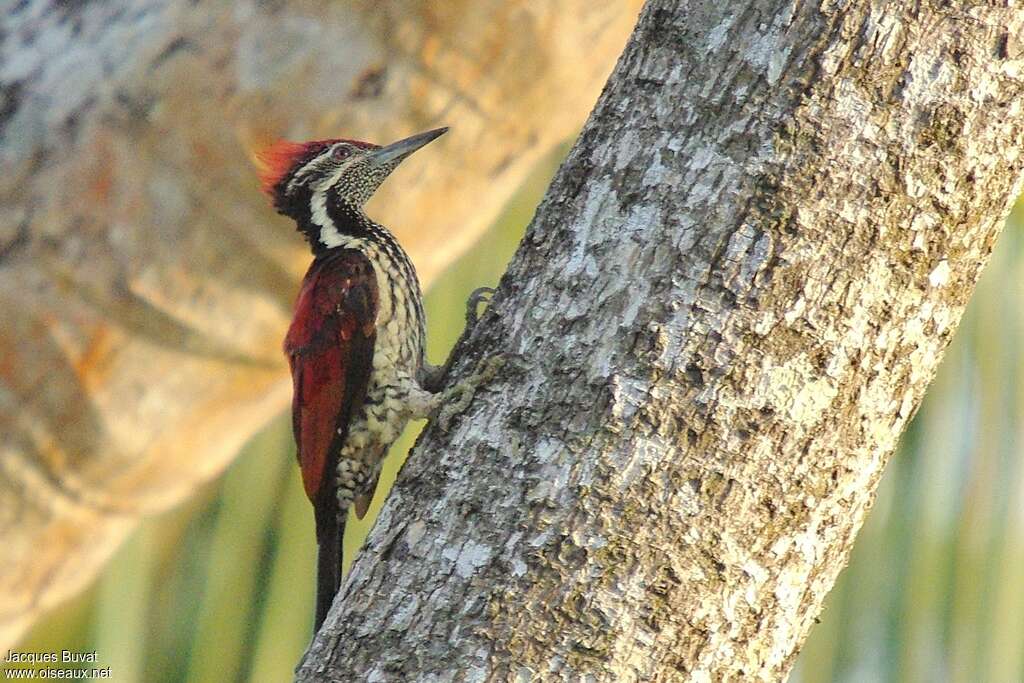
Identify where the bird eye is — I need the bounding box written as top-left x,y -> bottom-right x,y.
331,146 -> 350,161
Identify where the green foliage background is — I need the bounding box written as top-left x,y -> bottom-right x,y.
9,151 -> 1022,683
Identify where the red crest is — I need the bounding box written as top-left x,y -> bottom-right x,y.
255,140 -> 329,196
255,138 -> 381,196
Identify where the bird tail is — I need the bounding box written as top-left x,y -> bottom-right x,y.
313,504 -> 343,633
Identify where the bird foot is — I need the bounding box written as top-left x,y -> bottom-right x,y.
465,286 -> 494,329
435,354 -> 506,431
419,287 -> 497,394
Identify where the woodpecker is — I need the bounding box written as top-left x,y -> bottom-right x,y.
258,127 -> 489,631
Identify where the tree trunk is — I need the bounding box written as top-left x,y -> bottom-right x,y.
298,1 -> 1024,680
0,0 -> 643,648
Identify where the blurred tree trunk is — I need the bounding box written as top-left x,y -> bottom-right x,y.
0,0 -> 643,648
298,0 -> 1024,680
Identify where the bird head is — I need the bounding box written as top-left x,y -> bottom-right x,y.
257,127 -> 448,249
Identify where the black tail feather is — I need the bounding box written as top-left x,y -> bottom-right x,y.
313,505 -> 343,633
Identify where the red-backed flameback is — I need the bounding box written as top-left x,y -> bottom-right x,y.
257,128 -> 492,631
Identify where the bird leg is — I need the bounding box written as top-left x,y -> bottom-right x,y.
464,286 -> 494,329
420,286 -> 495,393
415,286 -> 506,430
433,354 -> 506,431
407,352 -> 505,430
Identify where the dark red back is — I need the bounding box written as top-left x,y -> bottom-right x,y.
284,249 -> 378,504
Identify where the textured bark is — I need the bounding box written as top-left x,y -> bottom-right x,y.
0,0 -> 643,647
299,1 -> 1024,681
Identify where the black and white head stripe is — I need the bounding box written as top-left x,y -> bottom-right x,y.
287,141 -> 380,196
259,128 -> 447,252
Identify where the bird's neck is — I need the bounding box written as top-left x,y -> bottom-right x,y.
304,196 -> 419,299
304,197 -> 426,363
297,193 -> 392,256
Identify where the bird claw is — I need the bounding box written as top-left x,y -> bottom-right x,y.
436,354 -> 506,431
465,286 -> 495,329
420,287 -> 498,395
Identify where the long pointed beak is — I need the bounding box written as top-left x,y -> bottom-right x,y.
369,127 -> 448,167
